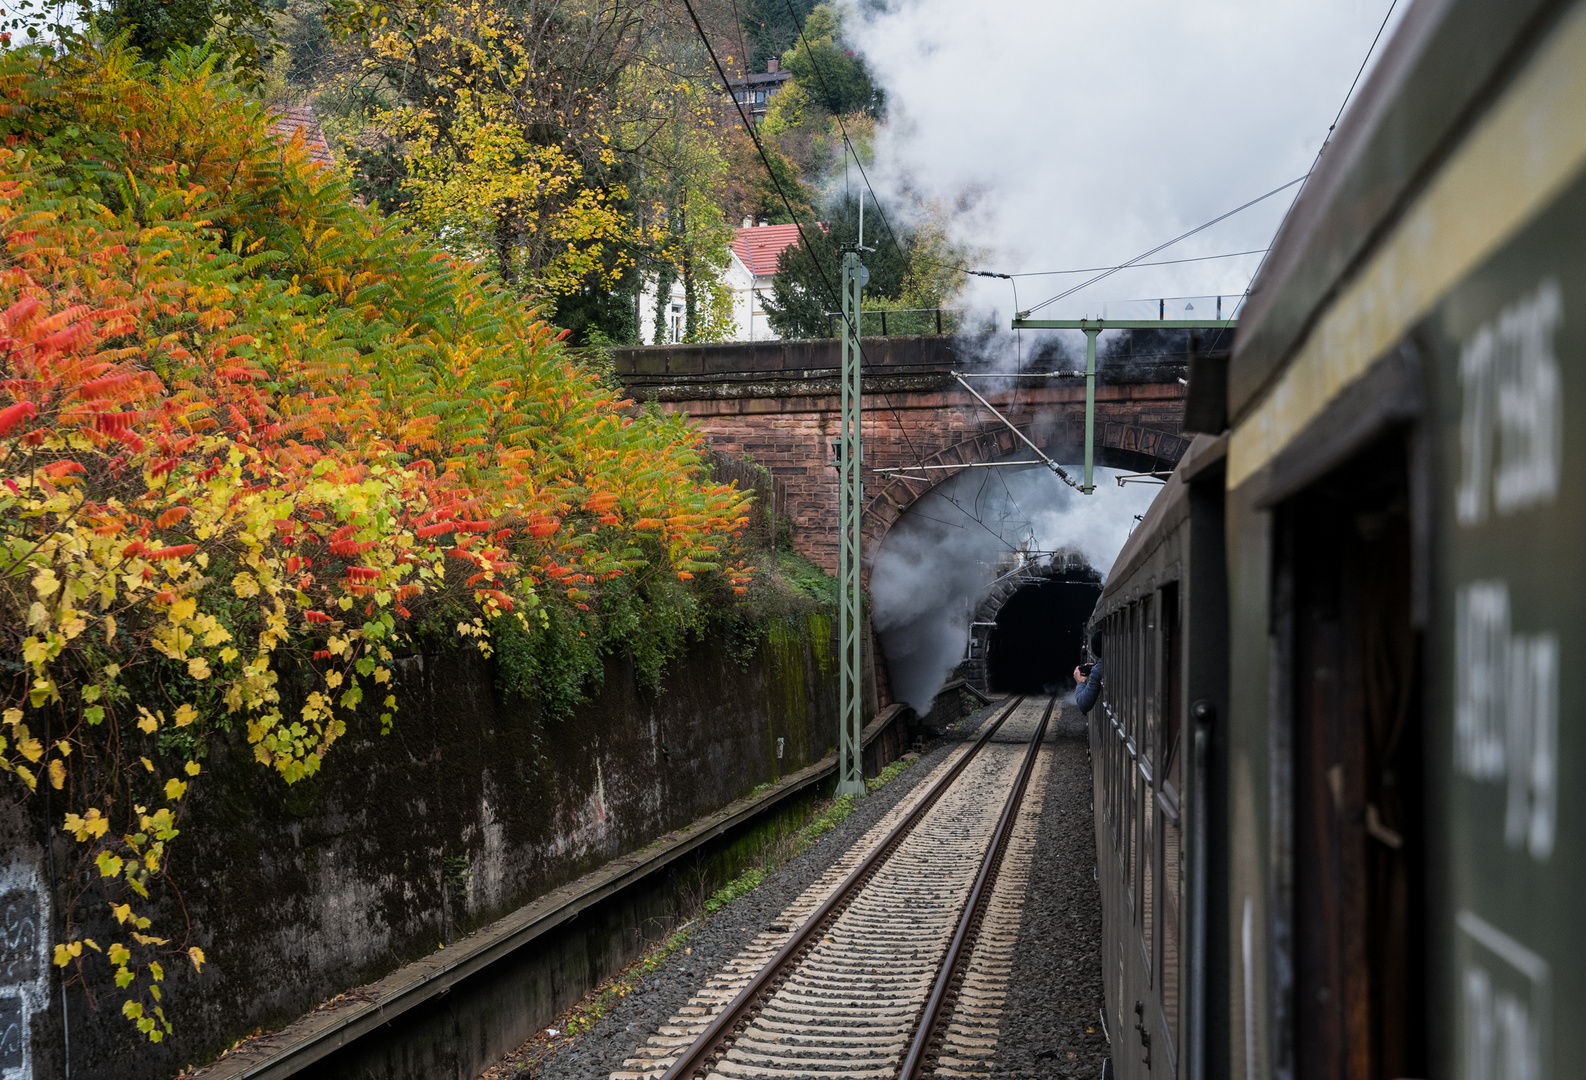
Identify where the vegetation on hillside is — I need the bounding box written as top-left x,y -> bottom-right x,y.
0,38 -> 754,1041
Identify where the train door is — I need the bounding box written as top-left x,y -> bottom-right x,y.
1272,432 -> 1427,1080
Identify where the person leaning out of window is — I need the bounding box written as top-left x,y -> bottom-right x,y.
1073,632 -> 1103,713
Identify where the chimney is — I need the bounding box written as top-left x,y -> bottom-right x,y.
767,58 -> 779,73
743,216 -> 753,229
758,218 -> 768,227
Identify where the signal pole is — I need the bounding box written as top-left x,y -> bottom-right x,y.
836,246 -> 867,799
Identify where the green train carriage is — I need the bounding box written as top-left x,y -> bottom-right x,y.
1087,0 -> 1586,1076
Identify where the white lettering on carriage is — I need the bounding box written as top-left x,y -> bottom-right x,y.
1459,910 -> 1549,1080
1456,280 -> 1563,526
1454,581 -> 1558,860
1455,582 -> 1510,779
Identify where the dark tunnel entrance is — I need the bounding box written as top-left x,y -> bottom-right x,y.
987,578 -> 1103,694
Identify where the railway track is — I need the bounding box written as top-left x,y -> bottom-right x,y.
614,694 -> 1056,1080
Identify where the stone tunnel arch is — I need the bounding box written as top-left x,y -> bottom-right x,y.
860,419 -> 1190,569
962,555 -> 1103,696
864,420 -> 1185,705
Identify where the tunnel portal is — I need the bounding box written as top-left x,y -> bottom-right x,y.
986,576 -> 1102,694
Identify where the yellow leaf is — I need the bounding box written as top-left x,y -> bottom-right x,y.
187,946 -> 205,973
2,708 -> 19,726
14,766 -> 34,791
104,614 -> 117,641
133,934 -> 169,948
47,759 -> 65,790
32,568 -> 59,598
185,761 -> 201,776
187,657 -> 211,680
18,737 -> 43,763
111,903 -> 132,924
163,778 -> 187,801
140,756 -> 154,772
174,704 -> 197,727
136,708 -> 160,734
168,597 -> 196,623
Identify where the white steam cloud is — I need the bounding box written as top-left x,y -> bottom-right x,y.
871,462 -> 1158,714
851,0 -> 1404,711
848,0 -> 1405,329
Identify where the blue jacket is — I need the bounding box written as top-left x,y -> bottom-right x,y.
1075,660 -> 1103,713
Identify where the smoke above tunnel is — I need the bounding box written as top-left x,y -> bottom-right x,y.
870,460 -> 1158,715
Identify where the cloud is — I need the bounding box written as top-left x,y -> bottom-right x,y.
850,0 -> 1404,323
851,0 -> 1403,712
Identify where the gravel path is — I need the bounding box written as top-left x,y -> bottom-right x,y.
490,699 -> 1108,1080
505,700 -> 1010,1080
984,704 -> 1109,1078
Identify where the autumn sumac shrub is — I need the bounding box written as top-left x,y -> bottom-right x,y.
0,41 -> 750,1042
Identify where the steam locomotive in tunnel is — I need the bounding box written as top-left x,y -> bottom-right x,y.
1084,1 -> 1585,1077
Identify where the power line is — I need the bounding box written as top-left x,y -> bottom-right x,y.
679,0 -> 845,324
1207,0 -> 1401,359
1010,248 -> 1269,277
1019,176 -> 1307,317
681,0 -> 933,478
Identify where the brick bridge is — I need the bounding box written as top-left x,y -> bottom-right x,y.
613,333 -> 1198,575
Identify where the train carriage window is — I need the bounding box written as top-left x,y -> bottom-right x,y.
1160,796 -> 1181,1068
1278,432 -> 1425,1080
1126,749 -> 1138,913
1141,755 -> 1155,977
1159,583 -> 1183,1068
1143,593 -> 1158,772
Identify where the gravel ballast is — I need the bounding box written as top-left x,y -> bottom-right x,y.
984,704 -> 1109,1078
489,698 -> 1108,1080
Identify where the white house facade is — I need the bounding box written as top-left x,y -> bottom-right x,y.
637,222 -> 805,344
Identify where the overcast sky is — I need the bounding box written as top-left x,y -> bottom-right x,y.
849,0 -> 1406,324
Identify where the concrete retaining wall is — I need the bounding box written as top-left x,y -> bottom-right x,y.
6,612 -> 842,1080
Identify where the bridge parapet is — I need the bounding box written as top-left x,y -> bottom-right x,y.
611,335 -> 1193,574
611,335 -> 962,379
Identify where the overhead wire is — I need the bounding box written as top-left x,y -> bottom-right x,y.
1018,175 -> 1307,317
681,0 -> 938,518
1010,248 -> 1269,277
1202,0 -> 1401,358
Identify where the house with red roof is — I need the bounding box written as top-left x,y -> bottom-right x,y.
727,220 -> 806,341
639,219 -> 811,344
267,105 -> 336,169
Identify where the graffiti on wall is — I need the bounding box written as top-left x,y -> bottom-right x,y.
0,862 -> 50,1080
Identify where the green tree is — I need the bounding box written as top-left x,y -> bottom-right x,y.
91,0 -> 281,85
739,0 -> 814,73
762,194 -> 909,339
779,3 -> 878,116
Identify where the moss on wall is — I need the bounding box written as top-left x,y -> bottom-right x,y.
44,612 -> 839,1080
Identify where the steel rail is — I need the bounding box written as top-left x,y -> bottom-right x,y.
899,693 -> 1057,1079
659,694 -> 1027,1080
